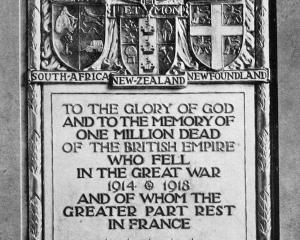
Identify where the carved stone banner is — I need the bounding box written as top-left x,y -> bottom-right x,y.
27,0 -> 276,240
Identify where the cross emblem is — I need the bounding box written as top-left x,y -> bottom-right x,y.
190,4 -> 243,70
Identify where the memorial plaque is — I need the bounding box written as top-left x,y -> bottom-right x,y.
27,0 -> 277,240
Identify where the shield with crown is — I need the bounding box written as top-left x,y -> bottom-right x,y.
189,1 -> 245,70
51,0 -> 106,70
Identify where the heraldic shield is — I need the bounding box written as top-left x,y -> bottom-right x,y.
189,2 -> 244,70
52,1 -> 106,70
120,9 -> 176,75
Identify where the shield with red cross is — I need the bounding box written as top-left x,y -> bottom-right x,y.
189,2 -> 244,70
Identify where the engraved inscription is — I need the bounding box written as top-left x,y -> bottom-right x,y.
27,1 -> 275,240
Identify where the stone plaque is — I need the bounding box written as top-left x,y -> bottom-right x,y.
43,85 -> 255,240
27,0 -> 276,240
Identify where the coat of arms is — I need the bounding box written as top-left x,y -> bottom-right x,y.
189,2 -> 244,70
52,1 -> 106,70
118,0 -> 179,75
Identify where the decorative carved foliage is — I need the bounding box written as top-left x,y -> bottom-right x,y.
28,84 -> 42,240
41,0 -> 66,70
256,84 -> 271,240
29,0 -> 41,69
255,0 -> 269,68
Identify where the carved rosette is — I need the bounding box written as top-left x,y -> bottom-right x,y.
256,83 -> 271,240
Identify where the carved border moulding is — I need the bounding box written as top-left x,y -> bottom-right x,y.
256,83 -> 271,240
28,84 -> 42,240
27,0 -> 275,240
28,0 -> 43,240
